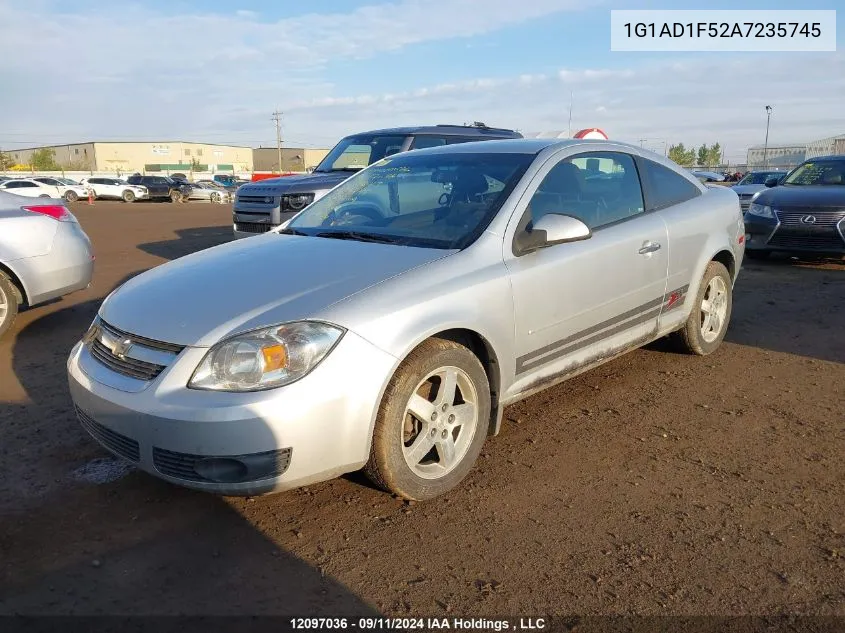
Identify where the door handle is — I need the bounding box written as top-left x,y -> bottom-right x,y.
638,241 -> 661,255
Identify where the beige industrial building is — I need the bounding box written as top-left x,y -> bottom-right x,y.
8,141 -> 254,175
252,147 -> 330,172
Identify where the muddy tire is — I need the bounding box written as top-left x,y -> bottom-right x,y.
0,273 -> 20,340
122,190 -> 136,203
364,338 -> 490,501
170,190 -> 182,203
64,190 -> 79,203
672,261 -> 733,356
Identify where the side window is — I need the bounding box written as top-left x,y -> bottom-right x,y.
639,159 -> 701,211
526,152 -> 644,230
17,182 -> 38,188
4,181 -> 22,188
410,136 -> 448,150
446,137 -> 477,145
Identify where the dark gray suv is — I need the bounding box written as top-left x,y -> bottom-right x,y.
232,123 -> 522,238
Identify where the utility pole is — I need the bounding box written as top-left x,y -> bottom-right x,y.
272,109 -> 283,174
763,105 -> 772,168
567,92 -> 573,138
639,138 -> 647,148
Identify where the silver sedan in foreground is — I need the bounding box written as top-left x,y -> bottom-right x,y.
68,139 -> 744,500
0,192 -> 94,338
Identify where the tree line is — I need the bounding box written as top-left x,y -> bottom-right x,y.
667,143 -> 723,168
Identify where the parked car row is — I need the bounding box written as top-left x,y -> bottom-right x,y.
0,174 -> 244,204
0,177 -> 87,202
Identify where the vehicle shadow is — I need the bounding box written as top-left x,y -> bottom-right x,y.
137,227 -> 233,261
725,258 -> 844,363
642,257 -> 844,364
0,280 -> 379,617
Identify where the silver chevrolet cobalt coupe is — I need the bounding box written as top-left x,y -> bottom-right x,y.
68,139 -> 744,500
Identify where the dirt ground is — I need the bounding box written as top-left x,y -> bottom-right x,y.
0,201 -> 842,621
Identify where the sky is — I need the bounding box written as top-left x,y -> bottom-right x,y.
0,0 -> 843,163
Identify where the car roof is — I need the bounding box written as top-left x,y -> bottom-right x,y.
393,137 -> 648,156
346,124 -> 522,138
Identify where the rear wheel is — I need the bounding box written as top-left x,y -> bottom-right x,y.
672,261 -> 733,355
0,273 -> 20,340
122,190 -> 136,203
210,192 -> 222,204
364,338 -> 490,501
64,191 -> 79,203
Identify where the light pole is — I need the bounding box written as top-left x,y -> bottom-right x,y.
763,105 -> 772,168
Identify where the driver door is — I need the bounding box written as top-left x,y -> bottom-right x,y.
504,150 -> 669,393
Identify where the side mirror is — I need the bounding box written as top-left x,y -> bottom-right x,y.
764,177 -> 779,188
517,213 -> 592,254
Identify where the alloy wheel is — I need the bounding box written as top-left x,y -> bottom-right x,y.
700,276 -> 728,343
401,366 -> 479,479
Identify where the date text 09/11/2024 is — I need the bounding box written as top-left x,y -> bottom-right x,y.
289,618 -> 548,631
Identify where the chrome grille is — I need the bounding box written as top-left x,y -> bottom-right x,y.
235,222 -> 274,234
76,407 -> 140,462
153,447 -> 293,482
775,208 -> 845,227
86,319 -> 183,381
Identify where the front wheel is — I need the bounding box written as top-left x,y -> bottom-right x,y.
64,191 -> 79,203
210,192 -> 221,204
672,261 -> 733,355
364,338 -> 490,501
170,190 -> 182,203
122,190 -> 136,203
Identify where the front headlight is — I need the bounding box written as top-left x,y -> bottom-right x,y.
747,203 -> 775,219
285,193 -> 315,211
188,321 -> 344,392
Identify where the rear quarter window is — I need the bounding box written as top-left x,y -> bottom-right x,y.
639,158 -> 702,211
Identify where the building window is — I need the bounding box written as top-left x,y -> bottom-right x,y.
84,149 -> 88,155
196,149 -> 203,156
185,149 -> 191,156
74,149 -> 79,155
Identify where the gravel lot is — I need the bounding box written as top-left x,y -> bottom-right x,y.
0,201 -> 842,620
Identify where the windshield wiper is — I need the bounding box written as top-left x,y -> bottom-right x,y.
329,167 -> 364,172
315,230 -> 405,244
278,227 -> 309,236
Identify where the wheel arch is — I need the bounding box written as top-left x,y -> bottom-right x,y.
710,248 -> 737,281
373,325 -> 505,443
0,261 -> 28,306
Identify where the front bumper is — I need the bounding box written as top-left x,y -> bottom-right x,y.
744,214 -> 845,255
67,329 -> 396,496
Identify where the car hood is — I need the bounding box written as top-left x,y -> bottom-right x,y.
732,184 -> 766,195
238,172 -> 353,195
753,185 -> 845,208
99,233 -> 452,347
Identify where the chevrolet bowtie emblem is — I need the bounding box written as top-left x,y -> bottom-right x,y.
112,338 -> 133,359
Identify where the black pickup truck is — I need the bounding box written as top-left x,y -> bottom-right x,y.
126,175 -> 182,202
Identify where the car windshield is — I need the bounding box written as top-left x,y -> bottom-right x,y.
738,172 -> 781,185
314,135 -> 408,173
782,160 -> 845,186
286,151 -> 534,249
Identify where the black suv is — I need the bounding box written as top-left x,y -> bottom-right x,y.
232,122 -> 522,237
126,174 -> 182,202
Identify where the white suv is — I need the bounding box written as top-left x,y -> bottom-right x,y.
80,177 -> 148,202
